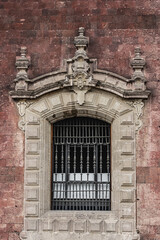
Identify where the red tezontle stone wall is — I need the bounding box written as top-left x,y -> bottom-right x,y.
0,1 -> 159,239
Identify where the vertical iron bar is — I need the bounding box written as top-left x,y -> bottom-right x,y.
67,144 -> 70,210
100,144 -> 103,210
73,144 -> 76,210
87,144 -> 89,210
80,144 -> 83,210
55,144 -> 58,210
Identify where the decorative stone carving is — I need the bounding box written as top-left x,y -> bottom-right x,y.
17,101 -> 31,131
10,29 -> 150,101
9,28 -> 151,240
65,27 -> 92,105
130,47 -> 146,91
73,88 -> 89,105
14,47 -> 30,91
133,100 -> 144,132
16,89 -> 141,240
127,100 -> 144,132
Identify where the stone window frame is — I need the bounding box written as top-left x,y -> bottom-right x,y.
16,90 -> 144,240
10,28 -> 150,240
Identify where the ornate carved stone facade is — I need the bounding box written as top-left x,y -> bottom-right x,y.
10,28 -> 150,240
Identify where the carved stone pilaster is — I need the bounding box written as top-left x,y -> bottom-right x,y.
133,100 -> 144,132
14,47 -> 30,91
17,101 -> 31,131
130,47 -> 146,91
127,100 -> 144,132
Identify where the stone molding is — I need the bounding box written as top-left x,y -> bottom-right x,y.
16,89 -> 139,240
10,28 -> 150,100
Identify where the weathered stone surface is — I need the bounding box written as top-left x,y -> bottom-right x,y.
16,88 -> 138,240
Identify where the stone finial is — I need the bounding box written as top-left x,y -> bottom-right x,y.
73,27 -> 89,61
15,46 -> 30,91
66,28 -> 91,106
68,27 -> 91,80
130,47 -> 146,90
16,47 -> 30,72
131,47 -> 145,70
74,27 -> 89,50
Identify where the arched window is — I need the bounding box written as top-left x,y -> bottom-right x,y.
51,117 -> 111,211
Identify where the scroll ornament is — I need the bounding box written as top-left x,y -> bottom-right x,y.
17,101 -> 32,131
127,100 -> 144,132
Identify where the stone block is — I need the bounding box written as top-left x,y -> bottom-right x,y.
27,114 -> 40,124
121,142 -> 134,155
42,220 -> 53,231
25,219 -> 38,231
98,94 -> 112,108
26,141 -> 39,155
121,221 -> 133,232
26,156 -> 40,170
31,100 -> 49,114
58,220 -> 71,232
121,205 -> 134,218
120,126 -> 134,140
26,125 -> 40,139
25,203 -> 39,217
104,220 -> 117,232
121,173 -> 134,186
110,99 -> 121,112
121,158 -> 134,171
74,220 -> 86,232
25,188 -> 39,201
120,190 -> 134,203
120,113 -> 134,125
62,92 -> 72,105
89,220 -> 102,232
25,172 -> 39,186
85,92 -> 94,103
48,94 -> 62,108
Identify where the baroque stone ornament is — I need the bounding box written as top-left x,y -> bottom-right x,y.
14,46 -> 30,91
17,101 -> 31,131
133,100 -> 144,132
9,28 -> 151,240
126,100 -> 144,132
10,28 -> 150,100
130,47 -> 146,91
66,27 -> 92,105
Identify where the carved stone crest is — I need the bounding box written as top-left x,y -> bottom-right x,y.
65,27 -> 93,105
17,101 -> 32,131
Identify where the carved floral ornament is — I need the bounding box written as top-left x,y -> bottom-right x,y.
10,27 -> 150,131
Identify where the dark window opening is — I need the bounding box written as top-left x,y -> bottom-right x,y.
51,117 -> 111,211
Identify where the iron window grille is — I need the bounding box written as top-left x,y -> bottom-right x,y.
51,117 -> 111,211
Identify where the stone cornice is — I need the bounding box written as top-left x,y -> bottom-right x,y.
10,67 -> 150,99
10,28 -> 150,100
